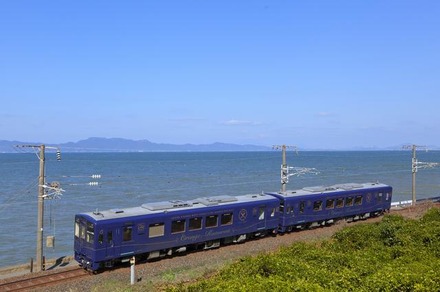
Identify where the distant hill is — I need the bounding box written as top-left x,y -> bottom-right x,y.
0,137 -> 271,153
2,138 -> 439,153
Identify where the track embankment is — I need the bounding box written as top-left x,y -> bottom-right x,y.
1,201 -> 438,291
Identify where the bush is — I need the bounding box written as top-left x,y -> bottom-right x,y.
166,208 -> 440,291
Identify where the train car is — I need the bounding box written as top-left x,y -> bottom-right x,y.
266,182 -> 392,233
74,193 -> 280,271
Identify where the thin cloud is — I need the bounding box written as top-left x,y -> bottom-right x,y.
169,117 -> 206,122
316,112 -> 334,117
221,119 -> 261,126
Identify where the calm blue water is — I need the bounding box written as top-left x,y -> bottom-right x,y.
1,151 -> 439,268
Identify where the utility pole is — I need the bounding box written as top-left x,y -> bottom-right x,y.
402,144 -> 424,206
403,144 -> 439,206
273,145 -> 318,193
16,144 -> 61,272
273,145 -> 296,193
37,145 -> 45,272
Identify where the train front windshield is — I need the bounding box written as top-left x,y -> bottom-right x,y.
75,217 -> 95,244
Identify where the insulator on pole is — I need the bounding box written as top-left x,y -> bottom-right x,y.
412,159 -> 418,173
56,149 -> 61,161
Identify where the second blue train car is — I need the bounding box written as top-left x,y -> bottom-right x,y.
266,182 -> 392,232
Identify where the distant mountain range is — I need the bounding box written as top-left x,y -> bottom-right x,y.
0,137 -> 271,153
1,138 -> 439,153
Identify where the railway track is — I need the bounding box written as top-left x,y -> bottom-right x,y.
0,267 -> 90,291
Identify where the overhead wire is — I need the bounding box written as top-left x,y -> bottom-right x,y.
0,176 -> 39,212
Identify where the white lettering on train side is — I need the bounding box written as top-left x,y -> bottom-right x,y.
180,229 -> 232,242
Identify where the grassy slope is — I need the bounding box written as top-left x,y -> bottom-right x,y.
165,207 -> 440,291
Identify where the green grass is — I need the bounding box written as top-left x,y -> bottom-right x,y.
165,208 -> 440,291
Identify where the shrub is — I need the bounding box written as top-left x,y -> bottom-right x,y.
166,208 -> 440,291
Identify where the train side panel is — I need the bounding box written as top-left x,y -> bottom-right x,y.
268,183 -> 392,232
74,194 -> 280,271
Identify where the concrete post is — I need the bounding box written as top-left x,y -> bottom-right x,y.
130,256 -> 135,285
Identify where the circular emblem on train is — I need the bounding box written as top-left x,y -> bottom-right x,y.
239,209 -> 248,221
366,193 -> 372,203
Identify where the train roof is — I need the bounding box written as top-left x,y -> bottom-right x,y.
79,193 -> 278,221
266,182 -> 391,199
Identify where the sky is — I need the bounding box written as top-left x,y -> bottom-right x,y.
1,1 -> 439,150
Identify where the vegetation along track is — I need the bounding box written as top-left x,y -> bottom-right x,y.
0,267 -> 90,291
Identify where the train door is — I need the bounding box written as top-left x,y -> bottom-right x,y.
74,217 -> 85,252
106,227 -> 116,258
257,205 -> 266,229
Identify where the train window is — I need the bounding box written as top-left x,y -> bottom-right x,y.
326,199 -> 335,209
206,215 -> 218,228
123,226 -> 132,241
346,197 -> 354,206
107,231 -> 113,243
299,201 -> 305,213
189,217 -> 202,230
313,201 -> 322,211
277,207 -> 284,216
377,192 -> 383,202
79,224 -> 85,240
86,222 -> 94,243
336,198 -> 344,208
258,207 -> 265,220
74,221 -> 80,238
171,220 -> 186,234
149,223 -> 165,238
354,196 -> 363,205
279,202 -> 284,213
221,213 -> 233,225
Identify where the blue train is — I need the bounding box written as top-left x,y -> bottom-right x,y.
74,182 -> 392,271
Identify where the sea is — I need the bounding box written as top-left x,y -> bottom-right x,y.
1,151 -> 439,268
